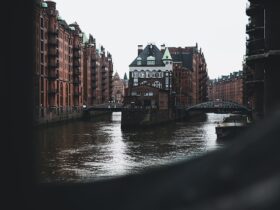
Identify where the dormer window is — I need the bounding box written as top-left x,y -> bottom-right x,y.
137,57 -> 142,65
147,56 -> 155,65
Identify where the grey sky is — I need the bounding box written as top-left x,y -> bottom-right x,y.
55,0 -> 248,79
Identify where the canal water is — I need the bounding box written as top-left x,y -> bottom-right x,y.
35,113 -> 229,183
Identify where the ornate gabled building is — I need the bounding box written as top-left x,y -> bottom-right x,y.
126,43 -> 208,109
129,44 -> 173,91
127,43 -> 173,109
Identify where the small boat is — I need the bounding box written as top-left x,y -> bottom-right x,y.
216,115 -> 250,140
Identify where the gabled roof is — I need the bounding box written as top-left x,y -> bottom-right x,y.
129,44 -> 165,67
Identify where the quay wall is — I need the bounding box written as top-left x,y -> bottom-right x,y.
34,111 -> 83,126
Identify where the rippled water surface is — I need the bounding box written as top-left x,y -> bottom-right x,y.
35,113 -> 228,183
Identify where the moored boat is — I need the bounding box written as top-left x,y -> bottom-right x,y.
215,115 -> 251,140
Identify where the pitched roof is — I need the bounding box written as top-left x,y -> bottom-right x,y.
169,47 -> 194,69
129,44 -> 165,67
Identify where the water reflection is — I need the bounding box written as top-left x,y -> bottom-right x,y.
35,113 -> 228,183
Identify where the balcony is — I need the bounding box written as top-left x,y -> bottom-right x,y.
74,91 -> 81,97
246,3 -> 263,16
246,38 -> 265,56
73,62 -> 80,68
48,88 -> 58,94
48,71 -> 58,80
73,46 -> 81,51
48,38 -> 58,47
48,29 -> 58,36
48,49 -> 59,58
73,79 -> 81,85
48,63 -> 59,69
73,52 -> 81,59
91,63 -> 97,68
246,23 -> 264,34
73,68 -> 81,76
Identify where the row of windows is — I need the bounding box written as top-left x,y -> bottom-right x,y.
131,91 -> 154,96
132,71 -> 170,79
136,61 -> 173,66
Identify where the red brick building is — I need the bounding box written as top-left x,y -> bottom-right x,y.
34,1 -> 113,124
208,71 -> 243,105
169,44 -> 208,107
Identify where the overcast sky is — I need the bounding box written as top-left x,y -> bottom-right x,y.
54,0 -> 248,79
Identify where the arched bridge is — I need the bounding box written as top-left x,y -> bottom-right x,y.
186,100 -> 251,114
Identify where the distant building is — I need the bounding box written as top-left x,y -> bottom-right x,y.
125,43 -> 208,109
208,71 -> 243,105
127,43 -> 173,109
112,72 -> 125,103
169,44 -> 208,106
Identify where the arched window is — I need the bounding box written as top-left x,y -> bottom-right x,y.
153,81 -> 162,89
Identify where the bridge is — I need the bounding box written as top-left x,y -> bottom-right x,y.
83,102 -> 123,112
186,100 -> 251,114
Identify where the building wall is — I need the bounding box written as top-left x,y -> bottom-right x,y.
112,73 -> 126,103
34,1 -> 113,125
208,71 -> 243,105
169,45 -> 208,107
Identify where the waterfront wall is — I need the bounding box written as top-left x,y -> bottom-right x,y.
34,111 -> 83,126
121,109 -> 175,128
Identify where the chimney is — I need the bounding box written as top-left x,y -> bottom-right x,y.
138,45 -> 143,55
161,44 -> 166,52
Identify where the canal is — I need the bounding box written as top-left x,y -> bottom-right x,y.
35,113 -> 229,183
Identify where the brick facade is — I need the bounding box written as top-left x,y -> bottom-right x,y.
34,1 -> 113,125
208,71 -> 243,105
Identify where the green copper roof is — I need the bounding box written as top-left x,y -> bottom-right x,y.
41,2 -> 48,8
57,16 -> 63,21
162,47 -> 172,60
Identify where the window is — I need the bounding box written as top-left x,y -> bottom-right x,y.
140,72 -> 145,78
41,29 -> 44,40
131,91 -> 137,96
41,53 -> 44,63
147,60 -> 155,65
40,17 -> 44,28
134,78 -> 138,86
153,81 -> 162,89
41,41 -> 44,51
134,72 -> 138,78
